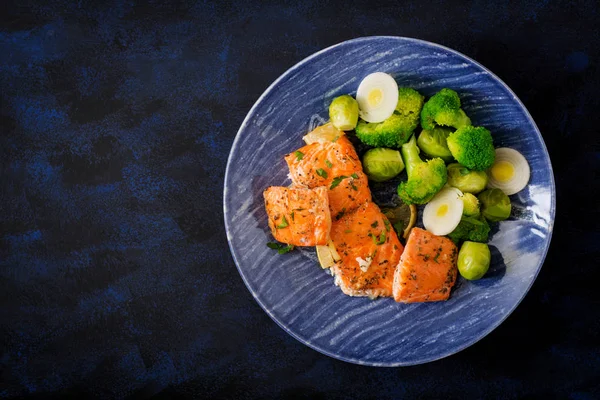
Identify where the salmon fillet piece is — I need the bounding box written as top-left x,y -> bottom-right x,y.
284,136 -> 371,217
263,186 -> 331,246
330,202 -> 404,298
393,227 -> 458,303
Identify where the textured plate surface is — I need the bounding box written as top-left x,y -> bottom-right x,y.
223,37 -> 555,366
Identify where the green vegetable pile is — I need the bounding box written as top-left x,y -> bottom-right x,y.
327,80 -> 518,281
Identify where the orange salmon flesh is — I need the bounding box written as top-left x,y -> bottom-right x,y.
393,227 -> 458,303
330,201 -> 404,298
285,136 -> 371,217
266,126 -> 461,303
263,186 -> 331,246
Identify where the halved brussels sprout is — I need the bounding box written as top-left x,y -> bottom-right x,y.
447,163 -> 488,194
417,127 -> 454,162
478,188 -> 511,222
362,148 -> 405,182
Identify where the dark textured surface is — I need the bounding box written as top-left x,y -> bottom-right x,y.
0,0 -> 598,398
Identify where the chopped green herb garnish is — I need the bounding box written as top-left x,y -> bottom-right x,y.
277,215 -> 289,229
376,231 -> 386,245
351,173 -> 359,179
368,232 -> 386,245
290,211 -> 294,221
294,151 -> 304,161
344,229 -> 352,234
330,175 -> 348,190
368,232 -> 376,244
278,244 -> 294,254
371,221 -> 379,228
393,221 -> 404,234
433,252 -> 440,263
267,242 -> 295,254
325,159 -> 333,168
383,219 -> 391,232
316,168 -> 328,178
351,183 -> 358,191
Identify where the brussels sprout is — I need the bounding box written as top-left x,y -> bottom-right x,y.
461,193 -> 480,217
329,95 -> 359,131
478,188 -> 511,222
362,148 -> 405,182
417,127 -> 454,162
457,241 -> 491,280
447,163 -> 488,194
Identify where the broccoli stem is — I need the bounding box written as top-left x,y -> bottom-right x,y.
400,134 -> 423,177
454,109 -> 472,129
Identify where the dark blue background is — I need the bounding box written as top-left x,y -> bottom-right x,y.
1,0 -> 598,398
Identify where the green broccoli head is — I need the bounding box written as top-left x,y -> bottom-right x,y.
355,114 -> 414,148
447,215 -> 490,244
420,88 -> 472,130
396,87 -> 425,117
447,125 -> 496,171
397,135 -> 447,205
355,87 -> 424,148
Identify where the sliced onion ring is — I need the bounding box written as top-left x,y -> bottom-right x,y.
487,148 -> 530,195
423,187 -> 464,236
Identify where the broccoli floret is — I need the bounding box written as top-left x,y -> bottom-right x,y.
447,214 -> 490,244
397,135 -> 447,204
420,88 -> 471,130
396,87 -> 425,118
447,126 -> 495,171
355,115 -> 412,148
355,87 -> 424,148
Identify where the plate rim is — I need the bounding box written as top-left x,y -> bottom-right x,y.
223,35 -> 556,366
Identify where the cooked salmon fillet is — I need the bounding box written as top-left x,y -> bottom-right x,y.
284,136 -> 371,217
263,186 -> 331,246
393,227 -> 458,303
330,202 -> 404,298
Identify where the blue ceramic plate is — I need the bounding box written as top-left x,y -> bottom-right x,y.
223,37 -> 555,366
